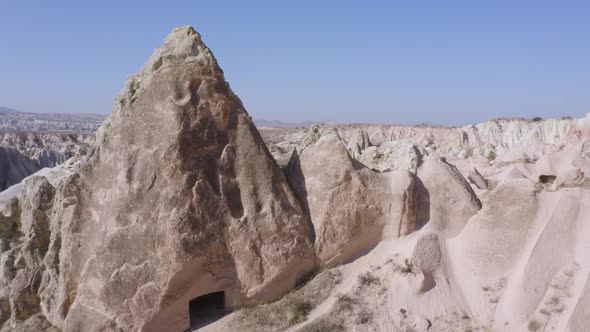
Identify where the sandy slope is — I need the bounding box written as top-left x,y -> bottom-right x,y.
209,186 -> 590,331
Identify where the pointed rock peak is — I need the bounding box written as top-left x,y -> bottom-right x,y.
62,26 -> 315,331
300,125 -> 342,152
142,25 -> 218,76
96,26 -> 224,144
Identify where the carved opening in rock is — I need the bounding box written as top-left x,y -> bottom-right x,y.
188,291 -> 226,331
539,175 -> 556,184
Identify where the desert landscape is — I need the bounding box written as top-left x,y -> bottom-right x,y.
0,25 -> 588,332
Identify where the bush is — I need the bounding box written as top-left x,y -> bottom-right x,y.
358,271 -> 380,287
356,309 -> 372,324
532,117 -> 543,122
236,268 -> 343,330
285,296 -> 313,325
334,294 -> 357,312
298,317 -> 345,332
528,319 -> 542,331
401,258 -> 414,274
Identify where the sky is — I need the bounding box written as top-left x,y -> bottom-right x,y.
0,1 -> 589,125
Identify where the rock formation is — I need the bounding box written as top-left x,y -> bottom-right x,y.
467,167 -> 488,190
205,115 -> 589,330
0,108 -> 104,132
0,27 -> 316,331
259,116 -> 579,165
285,127 -> 416,267
31,149 -> 67,168
355,140 -> 422,173
0,26 -> 589,332
415,157 -> 481,236
346,128 -> 372,158
0,147 -> 40,191
0,132 -> 94,167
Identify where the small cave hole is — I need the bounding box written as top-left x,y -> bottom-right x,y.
539,175 -> 556,184
189,291 -> 226,331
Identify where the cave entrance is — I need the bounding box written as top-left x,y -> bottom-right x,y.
539,175 -> 557,184
189,291 -> 226,331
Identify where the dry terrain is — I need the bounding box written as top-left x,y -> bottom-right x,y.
0,27 -> 588,332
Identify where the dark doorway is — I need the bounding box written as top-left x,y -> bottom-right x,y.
189,291 -> 226,331
539,175 -> 556,184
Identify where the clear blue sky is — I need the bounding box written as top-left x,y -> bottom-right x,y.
1,1 -> 589,125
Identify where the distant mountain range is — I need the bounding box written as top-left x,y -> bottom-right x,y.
254,119 -> 326,128
0,106 -> 19,114
0,106 -> 326,132
0,106 -> 106,132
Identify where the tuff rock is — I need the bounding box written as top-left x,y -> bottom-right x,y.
285,128 -> 416,267
0,26 -> 316,332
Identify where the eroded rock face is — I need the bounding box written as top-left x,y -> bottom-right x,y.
468,167 -> 488,190
0,172 -> 77,331
0,147 -> 40,192
415,157 -> 482,236
64,26 -> 315,332
0,132 -> 94,165
0,26 -> 316,332
0,132 -> 93,184
32,150 -> 67,168
285,128 -> 416,267
355,140 -> 423,173
259,117 -> 577,168
346,128 -> 372,158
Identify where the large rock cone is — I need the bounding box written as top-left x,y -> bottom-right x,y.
0,27 -> 315,332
